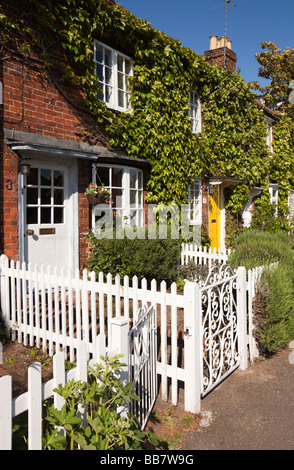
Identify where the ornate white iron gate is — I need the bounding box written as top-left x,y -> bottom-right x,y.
128,305 -> 157,429
200,265 -> 240,397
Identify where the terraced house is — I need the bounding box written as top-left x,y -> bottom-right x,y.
0,0 -> 293,270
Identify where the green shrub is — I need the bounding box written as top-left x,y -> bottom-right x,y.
256,262 -> 294,353
229,230 -> 294,353
86,226 -> 182,285
228,229 -> 294,270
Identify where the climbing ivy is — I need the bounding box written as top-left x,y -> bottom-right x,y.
1,0 -> 294,216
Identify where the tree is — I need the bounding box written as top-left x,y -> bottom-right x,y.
252,41 -> 294,119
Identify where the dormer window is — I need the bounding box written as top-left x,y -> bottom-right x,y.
94,40 -> 133,112
189,91 -> 201,133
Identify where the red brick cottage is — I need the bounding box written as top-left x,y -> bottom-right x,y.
0,1 -> 151,271
0,1 -> 281,271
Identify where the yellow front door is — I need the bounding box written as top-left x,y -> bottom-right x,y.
209,184 -> 221,251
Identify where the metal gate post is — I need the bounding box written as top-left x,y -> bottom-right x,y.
237,266 -> 248,370
183,281 -> 202,414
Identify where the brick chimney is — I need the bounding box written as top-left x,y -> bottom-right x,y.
204,34 -> 237,73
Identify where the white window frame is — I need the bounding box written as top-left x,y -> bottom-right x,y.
288,190 -> 294,220
92,164 -> 144,228
94,40 -> 133,112
265,117 -> 274,153
269,183 -> 279,216
188,178 -> 202,225
189,91 -> 201,133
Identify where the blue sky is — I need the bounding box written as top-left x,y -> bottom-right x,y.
117,0 -> 294,88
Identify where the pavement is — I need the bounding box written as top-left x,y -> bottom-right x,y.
148,342 -> 294,451
181,343 -> 294,451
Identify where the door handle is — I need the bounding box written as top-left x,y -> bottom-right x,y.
26,229 -> 35,236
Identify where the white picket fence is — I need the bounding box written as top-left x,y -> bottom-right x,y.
181,243 -> 231,268
0,255 -> 190,412
0,249 -> 271,447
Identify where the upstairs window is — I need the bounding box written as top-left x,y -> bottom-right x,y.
94,40 -> 132,112
289,190 -> 294,221
188,178 -> 202,225
269,183 -> 279,216
189,91 -> 201,133
267,123 -> 274,153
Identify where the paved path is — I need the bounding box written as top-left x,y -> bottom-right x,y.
181,345 -> 294,450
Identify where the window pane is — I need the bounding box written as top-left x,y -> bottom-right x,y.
27,207 -> 38,224
112,189 -> 123,208
54,170 -> 64,187
97,167 -> 110,186
112,167 -> 123,187
95,44 -> 103,63
27,168 -> 38,185
105,86 -> 112,103
105,67 -> 112,84
130,190 -> 136,206
118,72 -> 124,90
54,207 -> 64,224
125,59 -> 131,75
96,63 -> 103,82
118,90 -> 124,108
27,187 -> 38,205
105,48 -> 111,66
117,55 -> 123,72
41,188 -> 51,205
41,207 -> 51,224
40,169 -> 51,186
54,189 -> 64,205
130,169 -> 137,188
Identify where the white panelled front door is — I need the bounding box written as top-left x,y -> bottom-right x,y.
23,162 -> 71,269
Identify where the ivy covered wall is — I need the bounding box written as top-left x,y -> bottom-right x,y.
1,0 -> 294,224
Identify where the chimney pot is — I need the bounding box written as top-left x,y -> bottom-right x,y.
209,34 -> 218,50
204,35 -> 237,73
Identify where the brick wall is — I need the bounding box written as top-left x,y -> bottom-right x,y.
1,58 -> 107,267
204,47 -> 237,73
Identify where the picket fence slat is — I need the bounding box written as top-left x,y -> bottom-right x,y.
0,375 -> 12,450
181,243 -> 231,268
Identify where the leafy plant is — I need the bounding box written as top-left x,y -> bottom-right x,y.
86,225 -> 182,285
85,183 -> 112,202
42,354 -> 158,450
229,230 -> 294,353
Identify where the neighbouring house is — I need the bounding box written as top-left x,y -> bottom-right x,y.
0,0 -> 293,271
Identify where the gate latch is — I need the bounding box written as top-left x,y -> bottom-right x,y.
184,327 -> 192,337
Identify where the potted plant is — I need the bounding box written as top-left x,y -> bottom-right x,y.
84,183 -> 113,205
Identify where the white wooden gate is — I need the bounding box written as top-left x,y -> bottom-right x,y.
200,265 -> 241,397
128,305 -> 157,429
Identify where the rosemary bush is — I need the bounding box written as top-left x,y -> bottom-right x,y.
229,230 -> 294,353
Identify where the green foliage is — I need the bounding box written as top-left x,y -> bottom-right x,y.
258,263 -> 294,353
12,355 -> 158,450
229,229 -> 293,270
42,354 -> 158,450
229,230 -> 294,353
252,41 -> 294,119
1,0 -> 285,214
86,227 -> 182,285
